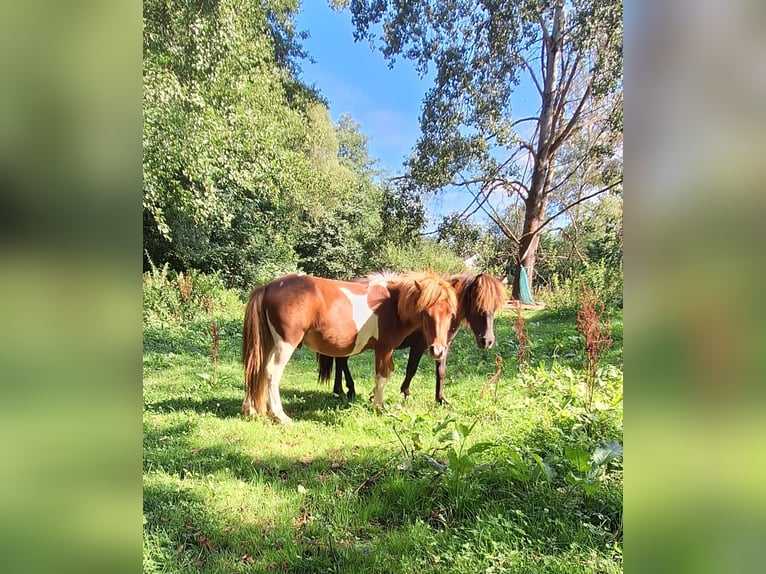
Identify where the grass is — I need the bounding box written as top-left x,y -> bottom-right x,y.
143,296 -> 623,573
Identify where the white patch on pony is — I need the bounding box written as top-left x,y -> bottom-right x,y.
265,312 -> 295,425
339,287 -> 379,355
372,373 -> 387,410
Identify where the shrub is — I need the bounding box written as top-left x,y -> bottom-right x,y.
540,261 -> 622,312
378,239 -> 467,274
143,258 -> 239,326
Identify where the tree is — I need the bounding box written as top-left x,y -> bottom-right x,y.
143,0 -> 317,287
335,0 -> 622,298
295,114 -> 384,278
379,180 -> 427,248
143,0 -> 387,289
436,213 -> 482,258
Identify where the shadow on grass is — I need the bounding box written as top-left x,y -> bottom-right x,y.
145,396 -> 244,418
144,417 -> 621,572
145,388 -> 358,425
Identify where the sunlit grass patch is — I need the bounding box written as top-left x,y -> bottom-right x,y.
144,295 -> 622,573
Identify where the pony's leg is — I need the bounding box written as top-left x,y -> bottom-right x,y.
435,356 -> 450,406
342,361 -> 356,400
332,358 -> 345,397
264,339 -> 296,425
400,340 -> 426,398
242,385 -> 256,417
372,350 -> 394,410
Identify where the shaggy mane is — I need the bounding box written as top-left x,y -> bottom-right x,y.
452,273 -> 507,315
393,271 -> 457,320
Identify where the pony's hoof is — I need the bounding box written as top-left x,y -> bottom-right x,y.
272,414 -> 293,426
241,403 -> 257,418
347,389 -> 356,400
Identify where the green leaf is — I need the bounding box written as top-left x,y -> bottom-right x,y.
531,454 -> 554,482
412,432 -> 424,451
456,422 -> 471,439
439,429 -> 461,444
565,446 -> 592,473
447,449 -> 459,470
432,413 -> 459,434
591,441 -> 623,466
581,482 -> 601,496
466,442 -> 494,457
566,471 -> 582,486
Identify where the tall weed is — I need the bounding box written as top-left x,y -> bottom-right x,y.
577,286 -> 614,411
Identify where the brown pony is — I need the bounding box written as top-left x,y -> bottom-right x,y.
318,273 -> 506,405
241,272 -> 457,424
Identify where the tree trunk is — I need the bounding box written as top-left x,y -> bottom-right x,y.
512,168 -> 546,300
510,3 -> 564,300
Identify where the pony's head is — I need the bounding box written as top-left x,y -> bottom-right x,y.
396,272 -> 457,360
451,273 -> 507,349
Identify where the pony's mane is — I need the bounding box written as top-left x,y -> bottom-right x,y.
452,273 -> 507,314
365,271 -> 399,287
393,271 -> 457,320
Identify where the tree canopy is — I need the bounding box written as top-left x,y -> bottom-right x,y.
143,0 -> 414,288
143,0 -> 622,301
336,0 -> 623,298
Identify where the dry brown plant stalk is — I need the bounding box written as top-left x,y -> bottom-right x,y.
177,271 -> 193,304
480,354 -> 504,398
510,302 -> 529,370
576,284 -> 613,410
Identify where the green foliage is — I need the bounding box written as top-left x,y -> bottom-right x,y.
295,194 -> 383,279
339,0 -> 623,297
540,261 -> 623,312
335,113 -> 378,176
379,181 -> 427,248
143,259 -> 239,327
536,193 -> 623,290
143,0 -> 393,290
565,441 -> 623,497
378,238 -> 466,274
436,213 -> 483,259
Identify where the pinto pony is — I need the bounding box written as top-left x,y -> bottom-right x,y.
318,273 -> 506,405
241,272 -> 457,424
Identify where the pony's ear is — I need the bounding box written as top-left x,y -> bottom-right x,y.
414,280 -> 421,292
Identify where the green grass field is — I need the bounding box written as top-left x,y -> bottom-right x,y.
143,301 -> 622,573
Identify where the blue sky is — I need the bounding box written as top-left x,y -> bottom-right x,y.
295,4 -> 426,171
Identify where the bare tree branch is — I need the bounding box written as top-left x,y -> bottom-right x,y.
519,54 -> 544,97
538,178 -> 622,233
551,54 -> 582,135
550,83 -> 593,153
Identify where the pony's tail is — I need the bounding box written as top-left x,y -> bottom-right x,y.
242,286 -> 272,416
317,354 -> 334,383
